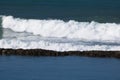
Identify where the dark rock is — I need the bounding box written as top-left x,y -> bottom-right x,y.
0,48 -> 120,58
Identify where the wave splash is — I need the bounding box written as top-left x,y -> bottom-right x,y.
2,15 -> 120,41
0,15 -> 120,51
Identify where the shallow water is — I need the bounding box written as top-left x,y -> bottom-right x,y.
0,56 -> 120,80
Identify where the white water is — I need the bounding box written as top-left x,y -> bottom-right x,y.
1,15 -> 120,51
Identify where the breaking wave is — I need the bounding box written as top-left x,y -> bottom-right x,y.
0,15 -> 120,51
2,15 -> 120,41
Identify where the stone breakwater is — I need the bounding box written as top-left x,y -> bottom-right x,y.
0,49 -> 120,58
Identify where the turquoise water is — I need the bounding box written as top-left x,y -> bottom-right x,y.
0,0 -> 120,22
0,56 -> 120,80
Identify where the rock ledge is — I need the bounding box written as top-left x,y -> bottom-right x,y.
0,48 -> 120,58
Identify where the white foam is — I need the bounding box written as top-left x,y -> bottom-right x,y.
1,15 -> 120,51
2,16 -> 120,42
0,39 -> 120,51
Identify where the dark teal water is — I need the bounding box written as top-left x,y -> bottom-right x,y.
0,56 -> 120,80
0,0 -> 120,22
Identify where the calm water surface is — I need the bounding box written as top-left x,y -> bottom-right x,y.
0,56 -> 120,80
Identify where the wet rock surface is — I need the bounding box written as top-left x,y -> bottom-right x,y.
0,48 -> 120,58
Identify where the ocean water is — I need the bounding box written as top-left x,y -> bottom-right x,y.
0,0 -> 120,51
0,56 -> 120,80
0,1 -> 120,80
0,0 -> 120,22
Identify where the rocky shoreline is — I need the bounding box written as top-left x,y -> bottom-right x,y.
0,48 -> 120,58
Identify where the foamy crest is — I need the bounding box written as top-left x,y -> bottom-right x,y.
2,16 -> 120,41
1,15 -> 120,51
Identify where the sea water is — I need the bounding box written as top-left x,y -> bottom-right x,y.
0,0 -> 120,79
0,0 -> 120,22
0,56 -> 120,80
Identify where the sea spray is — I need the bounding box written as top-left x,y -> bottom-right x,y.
2,16 -> 120,41
0,16 -> 120,51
